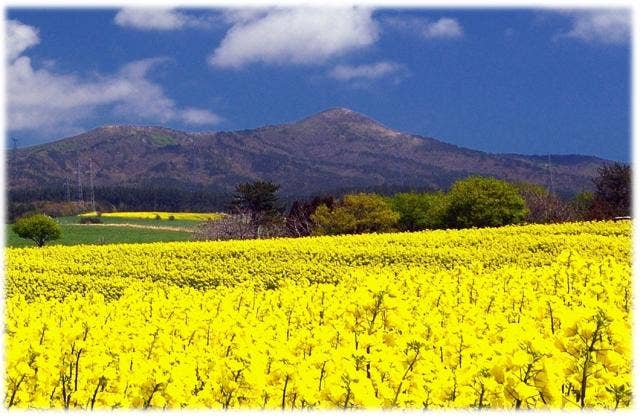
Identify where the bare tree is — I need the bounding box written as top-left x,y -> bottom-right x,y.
285,196 -> 336,237
516,182 -> 572,223
193,212 -> 287,241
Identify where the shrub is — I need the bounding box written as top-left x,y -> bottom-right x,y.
570,191 -> 595,221
9,201 -> 84,221
12,214 -> 62,247
168,215 -> 176,221
311,193 -> 400,235
445,176 -> 528,228
389,192 -> 449,231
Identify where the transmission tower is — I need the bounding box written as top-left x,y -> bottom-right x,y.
547,154 -> 554,194
89,158 -> 96,212
77,159 -> 84,208
10,137 -> 18,186
190,138 -> 197,173
64,176 -> 71,202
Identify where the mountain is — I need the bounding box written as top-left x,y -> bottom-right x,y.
9,108 -> 608,197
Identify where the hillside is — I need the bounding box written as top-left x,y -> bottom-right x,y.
9,108 -> 607,197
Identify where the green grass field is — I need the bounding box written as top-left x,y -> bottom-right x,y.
5,215 -> 199,248
57,216 -> 202,229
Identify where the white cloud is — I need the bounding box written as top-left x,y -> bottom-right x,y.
423,18 -> 464,39
559,9 -> 630,44
6,19 -> 40,61
328,61 -> 404,82
7,20 -> 221,137
382,16 -> 464,40
209,7 -> 379,68
114,7 -> 210,31
221,8 -> 270,25
181,108 -> 223,125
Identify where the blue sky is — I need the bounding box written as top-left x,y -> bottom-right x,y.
6,7 -> 631,161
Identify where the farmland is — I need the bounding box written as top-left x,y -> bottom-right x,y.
78,211 -> 225,221
4,221 -> 632,409
5,213 -> 211,247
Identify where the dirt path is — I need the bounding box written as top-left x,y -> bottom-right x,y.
69,223 -> 193,232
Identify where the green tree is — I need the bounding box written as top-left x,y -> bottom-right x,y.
230,181 -> 283,224
311,193 -> 400,235
570,191 -> 595,221
389,192 -> 449,231
12,214 -> 62,247
592,163 -> 631,218
445,176 -> 528,228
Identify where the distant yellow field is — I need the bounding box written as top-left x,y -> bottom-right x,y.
79,211 -> 225,221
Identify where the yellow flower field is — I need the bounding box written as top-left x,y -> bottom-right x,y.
4,221 -> 632,409
78,211 -> 225,221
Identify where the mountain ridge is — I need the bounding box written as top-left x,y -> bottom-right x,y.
9,108 -> 608,197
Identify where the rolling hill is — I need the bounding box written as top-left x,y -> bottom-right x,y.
9,108 -> 608,197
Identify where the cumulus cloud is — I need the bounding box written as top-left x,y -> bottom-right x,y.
423,18 -> 464,39
558,9 -> 630,44
7,20 -> 221,137
114,7 -> 210,30
328,61 -> 405,82
383,16 -> 464,40
209,7 -> 379,68
6,19 -> 40,61
221,8 -> 270,25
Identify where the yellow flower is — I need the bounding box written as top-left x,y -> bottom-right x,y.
4,220 -> 631,410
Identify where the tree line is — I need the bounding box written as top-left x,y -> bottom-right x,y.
7,187 -> 231,222
10,163 -> 630,246
195,163 -> 631,240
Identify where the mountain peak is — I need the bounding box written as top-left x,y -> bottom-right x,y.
309,107 -> 375,123
318,107 -> 361,116
297,108 -> 398,137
